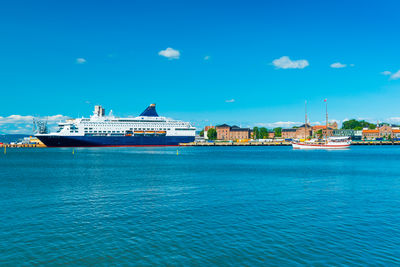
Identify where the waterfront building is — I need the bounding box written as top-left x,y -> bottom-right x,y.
230,126 -> 252,140
20,136 -> 46,146
297,124 -> 313,139
379,125 -> 393,138
329,122 -> 339,129
332,129 -> 362,140
311,122 -> 338,137
268,131 -> 275,139
393,128 -> 400,139
215,124 -> 251,140
362,129 -> 380,140
361,125 -> 400,140
282,124 -> 312,140
311,125 -> 334,137
282,128 -> 297,139
333,129 -> 353,137
216,124 -> 230,140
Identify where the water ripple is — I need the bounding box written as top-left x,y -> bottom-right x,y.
1,146 -> 400,265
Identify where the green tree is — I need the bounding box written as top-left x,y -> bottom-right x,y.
253,127 -> 260,139
342,119 -> 376,130
274,127 -> 282,137
316,129 -> 323,139
207,128 -> 217,140
259,127 -> 269,139
199,130 -> 204,137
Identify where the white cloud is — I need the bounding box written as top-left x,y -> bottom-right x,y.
256,121 -> 303,128
158,47 -> 180,59
225,99 -> 235,103
390,70 -> 400,80
204,55 -> 210,60
76,58 -> 87,64
330,62 -> 346,68
272,56 -> 309,69
0,115 -> 69,134
255,120 -> 342,129
381,70 -> 400,80
387,117 -> 400,123
0,115 -> 34,125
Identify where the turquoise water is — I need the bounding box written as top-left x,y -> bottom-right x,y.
1,146 -> 400,265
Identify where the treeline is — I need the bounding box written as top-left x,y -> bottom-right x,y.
341,119 -> 376,130
253,127 -> 282,138
200,127 -> 283,140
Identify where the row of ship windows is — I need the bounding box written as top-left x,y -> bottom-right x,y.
67,130 -> 191,134
79,128 -> 172,133
109,120 -> 167,122
84,131 -> 122,133
82,122 -> 184,125
83,128 -> 170,131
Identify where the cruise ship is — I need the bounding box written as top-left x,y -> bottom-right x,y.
35,104 -> 196,147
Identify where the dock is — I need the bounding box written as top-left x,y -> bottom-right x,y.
180,142 -> 292,146
0,144 -> 46,148
1,141 -> 400,148
180,141 -> 400,146
351,141 -> 400,145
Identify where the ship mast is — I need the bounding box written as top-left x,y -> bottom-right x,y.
325,99 -> 328,143
305,100 -> 308,140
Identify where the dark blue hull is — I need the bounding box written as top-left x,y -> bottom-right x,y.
36,135 -> 195,147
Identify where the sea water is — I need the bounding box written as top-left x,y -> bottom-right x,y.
1,146 -> 399,265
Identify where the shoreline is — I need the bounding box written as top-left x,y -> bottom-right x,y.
181,141 -> 400,146
3,141 -> 400,148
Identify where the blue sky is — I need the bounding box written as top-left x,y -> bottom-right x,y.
1,0 -> 400,133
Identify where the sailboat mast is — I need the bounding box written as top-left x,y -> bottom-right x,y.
305,100 -> 308,139
325,99 -> 328,142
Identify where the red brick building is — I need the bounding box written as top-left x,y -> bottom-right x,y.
311,125 -> 334,137
215,124 -> 251,140
362,129 -> 379,140
362,125 -> 400,140
282,124 -> 312,139
281,128 -> 297,139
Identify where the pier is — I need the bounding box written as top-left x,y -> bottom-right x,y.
180,141 -> 400,146
0,144 -> 46,148
181,142 -> 290,146
351,141 -> 400,145
2,141 -> 400,148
